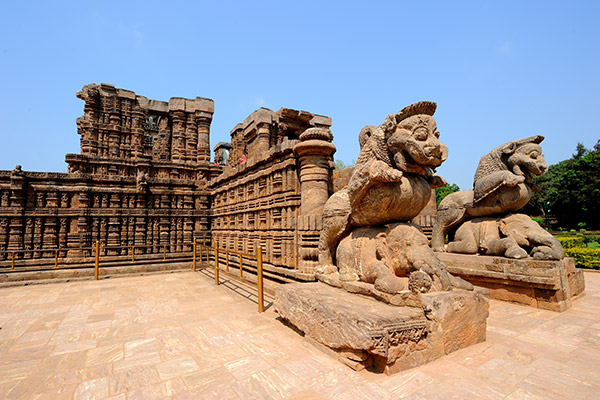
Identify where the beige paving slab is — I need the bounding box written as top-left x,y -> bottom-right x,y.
0,270 -> 598,399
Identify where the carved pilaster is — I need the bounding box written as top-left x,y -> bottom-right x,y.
255,123 -> 271,157
171,110 -> 186,162
196,115 -> 211,163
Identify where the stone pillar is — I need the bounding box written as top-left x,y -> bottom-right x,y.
195,115 -> 211,163
171,110 -> 186,162
255,123 -> 271,157
131,107 -> 145,159
293,128 -> 336,274
7,167 -> 25,253
185,113 -> 198,162
195,97 -> 214,163
293,128 -> 336,216
75,189 -> 91,256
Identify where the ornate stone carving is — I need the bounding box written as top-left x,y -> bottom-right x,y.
143,115 -> 161,132
318,102 -> 448,272
431,135 -> 561,259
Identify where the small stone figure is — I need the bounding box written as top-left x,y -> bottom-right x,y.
12,165 -> 23,176
136,171 -> 148,192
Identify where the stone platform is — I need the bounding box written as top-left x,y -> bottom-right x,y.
439,253 -> 585,312
275,282 -> 489,375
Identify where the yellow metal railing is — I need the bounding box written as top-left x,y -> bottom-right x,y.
195,242 -> 266,313
0,238 -> 266,313
0,241 -> 198,273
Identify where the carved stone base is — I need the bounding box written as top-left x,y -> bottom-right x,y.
274,282 -> 488,375
439,253 -> 585,312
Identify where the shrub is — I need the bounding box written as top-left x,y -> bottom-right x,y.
531,216 -> 544,226
555,236 -> 585,249
582,235 -> 600,245
587,241 -> 600,249
564,247 -> 600,270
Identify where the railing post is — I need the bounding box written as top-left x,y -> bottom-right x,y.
163,245 -> 166,261
193,238 -> 197,271
131,246 -> 135,264
226,250 -> 229,273
94,241 -> 99,280
257,245 -> 264,313
54,249 -> 58,269
11,252 -> 15,272
214,242 -> 219,285
239,252 -> 243,278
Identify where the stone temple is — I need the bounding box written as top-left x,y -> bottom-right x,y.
0,84 -> 584,375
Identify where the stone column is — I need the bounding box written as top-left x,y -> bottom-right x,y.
255,123 -> 271,157
75,189 -> 91,256
195,115 -> 211,163
293,128 -> 336,274
185,113 -> 197,162
7,167 -> 25,253
293,128 -> 336,216
171,110 -> 186,162
194,97 -> 214,163
131,107 -> 145,159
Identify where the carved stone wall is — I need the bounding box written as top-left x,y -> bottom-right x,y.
210,108 -> 333,279
0,84 -> 219,260
0,84 -> 335,283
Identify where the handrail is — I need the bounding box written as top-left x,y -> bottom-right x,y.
0,238 -> 266,313
195,243 -> 266,313
0,240 -> 198,272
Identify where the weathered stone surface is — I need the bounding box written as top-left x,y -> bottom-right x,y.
439,252 -> 585,311
325,222 -> 473,299
0,84 -> 219,264
275,282 -> 489,374
318,102 -> 448,273
447,213 -> 564,260
432,135 -> 549,253
209,111 -> 335,277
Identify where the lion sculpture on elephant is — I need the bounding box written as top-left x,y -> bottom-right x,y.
432,135 -> 564,260
317,101 -> 473,295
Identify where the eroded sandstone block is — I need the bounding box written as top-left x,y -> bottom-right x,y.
275,282 -> 489,374
439,253 -> 585,312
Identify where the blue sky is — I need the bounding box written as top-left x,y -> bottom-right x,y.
0,0 -> 598,190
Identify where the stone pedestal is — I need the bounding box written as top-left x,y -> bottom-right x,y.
275,282 -> 488,375
439,253 -> 585,312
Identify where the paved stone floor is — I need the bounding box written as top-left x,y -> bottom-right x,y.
0,270 -> 599,400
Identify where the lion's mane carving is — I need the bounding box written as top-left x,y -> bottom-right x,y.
318,102 -> 448,273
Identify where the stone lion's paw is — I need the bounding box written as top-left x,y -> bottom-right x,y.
315,264 -> 338,275
504,174 -> 525,187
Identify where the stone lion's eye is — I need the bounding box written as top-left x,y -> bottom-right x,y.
530,151 -> 539,159
434,130 -> 440,138
414,128 -> 427,141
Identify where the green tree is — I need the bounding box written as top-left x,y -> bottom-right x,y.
334,159 -> 355,171
435,183 -> 460,206
525,140 -> 600,229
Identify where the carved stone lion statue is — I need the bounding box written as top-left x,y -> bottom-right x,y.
447,214 -> 564,260
335,223 -> 474,294
432,135 -> 547,252
318,101 -> 448,272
